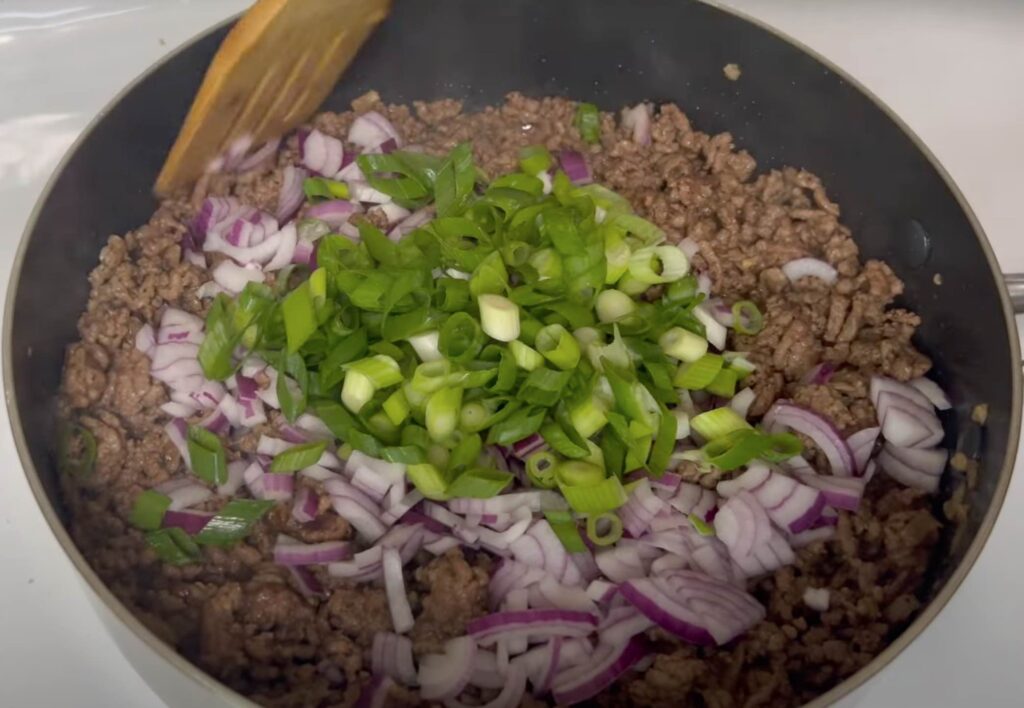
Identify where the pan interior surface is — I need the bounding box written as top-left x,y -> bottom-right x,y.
6,1 -> 1017,706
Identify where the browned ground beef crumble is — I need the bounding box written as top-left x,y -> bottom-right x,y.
59,93 -> 952,707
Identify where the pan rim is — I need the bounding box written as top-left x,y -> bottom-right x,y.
3,2 -> 1019,707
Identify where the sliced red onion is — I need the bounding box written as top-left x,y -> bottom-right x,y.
211,260 -> 264,294
620,570 -> 764,646
476,509 -> 533,553
287,565 -> 325,598
781,257 -> 838,285
877,443 -> 945,492
306,199 -> 360,228
235,137 -> 280,173
870,375 -> 935,412
163,482 -> 213,511
418,636 -> 477,700
488,560 -> 549,607
354,674 -> 393,708
424,535 -> 461,556
716,464 -> 771,499
762,401 -> 855,476
733,531 -> 795,577
511,434 -> 547,459
598,606 -> 655,646
751,474 -> 825,533
469,650 -> 505,689
910,376 -> 952,411
802,362 -> 836,385
621,103 -> 652,145
387,205 -> 435,241
263,222 -> 298,271
290,486 -> 320,523
331,496 -> 387,542
510,520 -> 584,587
504,588 -> 530,654
677,237 -> 700,260
558,150 -> 592,185
594,544 -> 648,583
714,491 -> 772,559
301,128 -> 345,176
382,547 -> 414,634
225,211 -> 277,248
667,482 -> 718,522
650,554 -> 687,576
348,180 -> 393,205
372,632 -> 417,686
381,489 -> 423,526
205,228 -> 285,266
134,323 -> 156,355
371,202 -> 411,225
585,579 -> 618,605
846,425 -> 881,475
275,164 -> 306,223
217,459 -> 247,496
163,418 -> 190,464
243,460 -> 266,499
551,636 -> 649,706
161,509 -> 213,535
618,479 -> 665,538
468,609 -> 598,647
789,525 -> 836,548
447,491 -> 567,515
689,537 -> 741,586
794,471 -> 865,512
884,441 -> 948,477
875,391 -> 944,448
533,575 -> 599,615
261,472 -> 294,501
348,111 -> 401,151
273,536 -> 351,565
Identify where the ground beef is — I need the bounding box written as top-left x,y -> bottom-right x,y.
58,93 -> 949,707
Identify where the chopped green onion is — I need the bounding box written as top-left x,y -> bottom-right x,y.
526,450 -> 559,489
426,386 -> 463,441
544,510 -> 586,552
705,368 -> 739,398
282,278 -> 318,353
688,513 -> 715,536
701,428 -> 768,470
723,351 -> 757,378
627,245 -> 690,285
485,406 -> 546,446
303,177 -> 350,201
519,368 -> 574,407
439,312 -> 485,363
732,300 -> 764,335
624,419 -> 654,471
586,512 -> 624,546
130,490 -> 171,531
555,460 -> 605,487
347,355 -> 403,388
459,400 -> 492,432
383,389 -> 411,426
408,462 -> 449,500
411,360 -> 454,395
194,499 -> 275,547
603,230 -> 631,284
469,250 -> 509,297
690,407 -> 752,441
615,272 -> 649,296
647,404 -> 677,476
145,528 -> 201,565
673,409 -> 690,439
595,289 -> 636,324
57,422 -> 97,477
673,353 -> 724,390
341,370 -> 375,413
575,102 -> 601,143
509,340 -> 544,371
759,432 -> 804,462
270,440 -> 327,473
569,395 -> 608,438
187,426 -> 228,485
659,327 -> 709,363
447,467 -> 513,498
519,144 -> 554,175
560,476 -> 627,514
478,294 -> 520,342
408,330 -> 442,362
529,248 -> 563,281
535,324 -> 580,370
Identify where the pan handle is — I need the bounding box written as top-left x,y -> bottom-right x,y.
1006,274 -> 1024,314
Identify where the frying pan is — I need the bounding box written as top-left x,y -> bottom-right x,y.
4,1 -> 1020,706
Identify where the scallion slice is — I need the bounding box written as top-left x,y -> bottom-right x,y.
659,326 -> 708,363
595,289 -> 636,324
426,386 -> 463,441
555,460 -> 605,487
732,299 -> 764,335
407,462 -> 449,500
187,426 -> 227,485
535,324 -> 581,370
688,513 -> 715,536
145,528 -> 201,565
519,145 -> 554,175
575,102 -> 601,144
526,450 -> 559,489
673,353 -> 724,390
705,368 -> 739,398
509,340 -> 545,371
560,476 -> 627,514
446,467 -> 513,498
544,510 -> 586,552
478,294 -> 520,342
586,511 -> 624,546
383,389 -> 411,426
269,440 -> 327,473
130,490 -> 171,531
690,407 -> 752,441
194,499 -> 275,547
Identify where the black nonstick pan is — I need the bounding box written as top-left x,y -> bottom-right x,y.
5,1 -> 1020,706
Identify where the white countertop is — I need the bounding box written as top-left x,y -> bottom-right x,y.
0,1 -> 1021,706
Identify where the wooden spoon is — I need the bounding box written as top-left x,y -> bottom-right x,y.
155,0 -> 391,197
